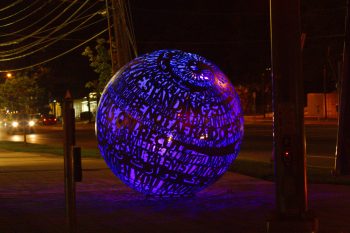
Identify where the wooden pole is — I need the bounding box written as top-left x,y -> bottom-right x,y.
105,0 -> 117,74
267,0 -> 318,232
110,0 -> 134,69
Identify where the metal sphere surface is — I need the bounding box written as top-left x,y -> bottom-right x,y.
96,49 -> 244,197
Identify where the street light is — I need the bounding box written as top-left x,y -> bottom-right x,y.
6,72 -> 12,79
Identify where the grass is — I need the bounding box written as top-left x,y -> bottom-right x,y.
307,166 -> 350,185
0,141 -> 349,185
230,159 -> 275,181
230,158 -> 350,185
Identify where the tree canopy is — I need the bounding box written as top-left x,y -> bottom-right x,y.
82,38 -> 112,96
0,73 -> 43,114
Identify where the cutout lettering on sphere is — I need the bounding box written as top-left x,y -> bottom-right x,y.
96,49 -> 244,197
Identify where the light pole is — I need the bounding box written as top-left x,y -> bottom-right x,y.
268,0 -> 318,232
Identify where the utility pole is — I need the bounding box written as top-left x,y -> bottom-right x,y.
105,0 -> 117,74
106,0 -> 137,73
335,0 -> 350,175
267,1 -> 318,232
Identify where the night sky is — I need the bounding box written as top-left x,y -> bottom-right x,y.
133,0 -> 270,84
132,0 -> 347,92
0,0 -> 347,98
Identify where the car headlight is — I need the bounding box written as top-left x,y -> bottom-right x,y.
28,120 -> 35,127
12,121 -> 19,127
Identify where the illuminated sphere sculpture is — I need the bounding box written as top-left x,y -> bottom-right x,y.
96,49 -> 244,197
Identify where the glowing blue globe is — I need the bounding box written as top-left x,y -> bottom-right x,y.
96,49 -> 244,197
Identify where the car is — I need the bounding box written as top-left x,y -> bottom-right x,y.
0,114 -> 7,128
30,114 -> 41,125
41,114 -> 57,125
6,114 -> 35,135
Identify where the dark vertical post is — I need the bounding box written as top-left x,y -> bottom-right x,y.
335,0 -> 350,175
53,101 -> 57,117
270,0 -> 306,213
87,94 -> 92,123
63,90 -> 76,233
111,0 -> 131,69
105,0 -> 117,74
323,65 -> 328,119
268,0 -> 318,232
110,0 -> 137,69
262,71 -> 266,118
23,124 -> 27,144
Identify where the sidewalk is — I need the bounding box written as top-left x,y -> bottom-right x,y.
0,150 -> 349,233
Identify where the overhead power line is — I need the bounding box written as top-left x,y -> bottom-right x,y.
0,28 -> 108,73
0,0 -> 79,46
10,16 -> 107,42
0,0 -> 109,72
0,0 -> 23,12
0,1 -> 66,38
0,1 -> 48,28
0,0 -> 40,21
0,0 -> 121,73
0,12 -> 103,60
0,2 -> 104,56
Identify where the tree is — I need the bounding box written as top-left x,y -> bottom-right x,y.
82,38 -> 112,98
0,72 -> 43,114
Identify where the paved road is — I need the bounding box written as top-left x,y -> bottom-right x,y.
0,124 -> 98,149
242,123 -> 337,168
0,120 -> 338,168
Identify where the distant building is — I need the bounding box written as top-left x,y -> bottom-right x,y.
48,92 -> 98,121
73,92 -> 98,120
304,91 -> 338,118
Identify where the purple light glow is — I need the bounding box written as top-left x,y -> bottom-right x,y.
96,49 -> 244,197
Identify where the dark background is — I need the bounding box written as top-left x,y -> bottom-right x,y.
132,0 -> 346,93
0,0 -> 347,98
